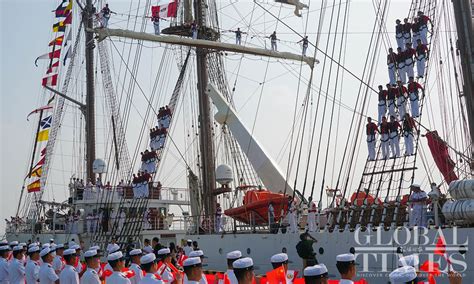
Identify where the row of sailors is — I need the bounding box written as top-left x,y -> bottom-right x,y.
84,209 -> 127,235
141,150 -> 158,174
387,40 -> 429,85
132,172 -> 152,198
394,11 -> 433,51
150,106 -> 172,151
366,114 -> 418,160
376,78 -> 424,122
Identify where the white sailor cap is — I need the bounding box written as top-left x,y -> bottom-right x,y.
304,264 -> 329,278
398,254 -> 419,267
70,244 -> 81,250
189,250 -> 206,258
107,243 -> 120,253
389,266 -> 417,283
140,253 -> 157,265
28,246 -> 40,253
19,243 -> 27,247
40,248 -> 51,257
143,246 -> 154,253
270,253 -> 289,263
183,257 -> 202,267
63,249 -> 76,256
226,250 -> 242,260
56,244 -> 65,249
84,250 -> 99,258
13,246 -> 23,252
42,243 -> 51,249
107,251 -> 124,261
50,244 -> 57,251
89,245 -> 100,251
157,248 -> 171,256
187,239 -> 193,243
336,253 -> 356,264
233,257 -> 254,270
0,240 -> 8,246
68,241 -> 77,247
10,241 -> 19,246
129,249 -> 142,256
50,239 -> 54,242
411,183 -> 421,188
0,245 -> 10,251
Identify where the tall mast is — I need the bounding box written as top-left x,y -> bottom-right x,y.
452,0 -> 474,161
194,0 -> 217,219
83,0 -> 96,181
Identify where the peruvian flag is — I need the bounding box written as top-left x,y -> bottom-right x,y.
42,74 -> 58,87
151,0 -> 178,18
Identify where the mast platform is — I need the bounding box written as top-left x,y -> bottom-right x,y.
92,28 -> 318,68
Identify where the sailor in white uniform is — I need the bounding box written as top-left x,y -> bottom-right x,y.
409,183 -> 428,227
0,245 -> 10,283
81,250 -> 101,284
335,254 -> 357,284
156,248 -> 176,283
222,251 -> 241,284
9,246 -> 26,284
106,251 -> 130,284
288,199 -> 298,233
139,253 -> 163,284
183,240 -> 193,256
270,253 -> 297,284
129,249 -> 143,284
38,248 -> 59,284
232,258 -> 255,284
59,249 -> 79,284
26,246 -> 41,284
183,257 -> 202,284
187,251 -> 207,284
303,264 -> 332,284
70,244 -> 84,277
52,244 -> 65,275
398,254 -> 419,268
389,266 -> 418,284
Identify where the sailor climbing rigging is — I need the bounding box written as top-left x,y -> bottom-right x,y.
298,36 -> 309,56
269,32 -> 278,51
404,43 -> 416,80
387,48 -> 398,86
402,113 -> 417,156
377,85 -> 388,122
366,117 -> 379,161
388,115 -> 402,158
417,11 -> 433,45
395,19 -> 404,50
395,81 -> 408,119
415,39 -> 429,78
386,84 -> 397,118
151,11 -> 160,35
396,47 -> 407,84
407,77 -> 424,118
100,4 -> 116,28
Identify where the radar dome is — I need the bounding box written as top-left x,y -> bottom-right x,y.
215,164 -> 233,185
92,159 -> 107,174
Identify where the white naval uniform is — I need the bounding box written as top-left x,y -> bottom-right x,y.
106,271 -> 131,284
367,133 -> 376,161
222,269 -> 237,284
183,246 -> 193,256
409,191 -> 428,227
184,274 -> 207,284
381,133 -> 390,159
39,263 -> 59,284
52,256 -> 64,274
288,202 -> 298,233
129,263 -> 143,284
307,202 -> 317,232
26,260 -> 40,284
157,265 -> 174,283
403,130 -> 415,156
139,274 -> 162,284
0,257 -> 9,283
80,268 -> 100,284
338,280 -> 354,284
59,265 -> 79,284
184,281 -> 199,284
9,258 -> 25,284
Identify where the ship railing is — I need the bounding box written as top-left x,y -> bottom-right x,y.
72,184 -> 189,203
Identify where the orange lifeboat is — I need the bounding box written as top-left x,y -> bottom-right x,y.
224,189 -> 289,225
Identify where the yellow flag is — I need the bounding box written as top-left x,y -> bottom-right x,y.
37,129 -> 50,141
27,180 -> 41,192
30,167 -> 42,177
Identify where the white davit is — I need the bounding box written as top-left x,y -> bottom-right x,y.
448,179 -> 474,200
442,199 -> 474,224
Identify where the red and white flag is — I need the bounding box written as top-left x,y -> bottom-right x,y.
151,0 -> 178,18
42,74 -> 58,87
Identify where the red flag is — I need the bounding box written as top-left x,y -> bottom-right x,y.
151,1 -> 177,18
103,270 -> 113,278
434,236 -> 446,256
266,267 -> 286,284
49,36 -> 64,46
27,180 -> 41,193
420,260 -> 441,284
42,74 -> 58,87
205,274 -> 216,284
63,11 -> 72,24
35,49 -> 62,66
121,268 -> 136,278
33,156 -> 46,168
40,147 -> 47,156
293,279 -> 305,284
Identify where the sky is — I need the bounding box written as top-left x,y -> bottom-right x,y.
1,0 -> 465,235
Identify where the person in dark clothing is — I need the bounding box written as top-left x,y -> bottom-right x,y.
152,237 -> 163,258
125,237 -> 135,266
296,232 -> 318,268
192,241 -> 199,251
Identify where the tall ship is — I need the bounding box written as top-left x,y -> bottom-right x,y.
4,0 -> 474,282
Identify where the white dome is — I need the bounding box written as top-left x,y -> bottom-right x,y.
215,164 -> 233,185
92,159 -> 107,174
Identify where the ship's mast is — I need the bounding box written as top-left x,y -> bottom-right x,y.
194,0 -> 217,218
83,0 -> 96,181
452,0 -> 474,162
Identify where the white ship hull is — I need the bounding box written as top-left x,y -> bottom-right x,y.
195,227 -> 473,283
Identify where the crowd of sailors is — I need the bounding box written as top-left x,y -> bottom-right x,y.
0,236 -> 463,284
366,11 -> 432,161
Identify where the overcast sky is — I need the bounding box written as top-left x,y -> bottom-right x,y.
1,0 -> 463,235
